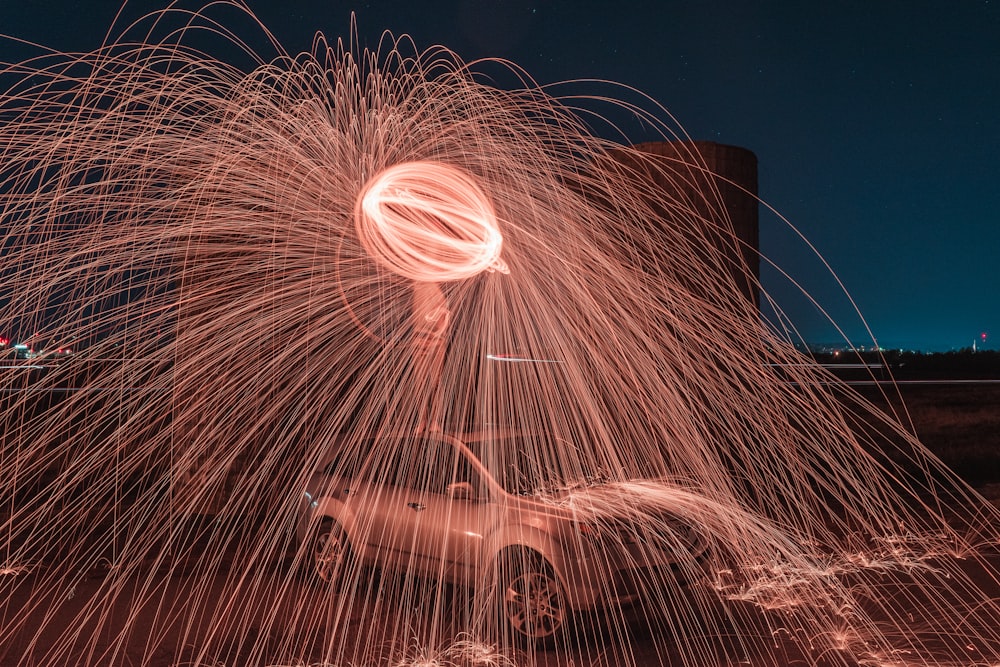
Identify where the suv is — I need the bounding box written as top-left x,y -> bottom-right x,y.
296,431 -> 712,643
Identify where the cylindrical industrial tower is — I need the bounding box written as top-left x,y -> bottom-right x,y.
610,141 -> 760,309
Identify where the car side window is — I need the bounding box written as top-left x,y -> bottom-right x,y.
375,439 -> 420,489
325,438 -> 413,488
360,436 -> 437,491
328,436 -> 482,495
416,437 -> 456,493
322,444 -> 360,478
397,437 -> 480,495
451,451 -> 482,493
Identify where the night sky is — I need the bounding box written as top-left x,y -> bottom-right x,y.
3,1 -> 997,351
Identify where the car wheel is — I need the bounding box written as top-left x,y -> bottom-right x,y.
309,519 -> 349,586
500,554 -> 565,644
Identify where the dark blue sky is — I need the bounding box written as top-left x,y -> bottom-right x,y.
3,1 -> 998,351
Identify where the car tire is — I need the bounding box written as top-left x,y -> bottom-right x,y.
498,553 -> 566,646
308,518 -> 350,587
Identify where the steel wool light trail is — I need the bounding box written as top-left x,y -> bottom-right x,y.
356,160 -> 508,282
1,4 -> 999,667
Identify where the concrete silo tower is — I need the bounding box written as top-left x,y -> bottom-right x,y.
609,141 -> 760,309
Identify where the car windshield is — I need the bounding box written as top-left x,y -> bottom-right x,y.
465,434 -> 614,496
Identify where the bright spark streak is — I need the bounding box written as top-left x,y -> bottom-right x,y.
486,353 -> 563,363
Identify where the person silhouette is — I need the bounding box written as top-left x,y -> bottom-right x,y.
410,281 -> 450,431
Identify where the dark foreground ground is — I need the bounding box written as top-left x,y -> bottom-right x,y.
6,544 -> 1000,667
3,379 -> 999,666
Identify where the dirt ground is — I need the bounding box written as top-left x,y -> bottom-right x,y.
7,549 -> 1000,667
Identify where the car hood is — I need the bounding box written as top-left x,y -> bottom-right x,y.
523,478 -> 707,521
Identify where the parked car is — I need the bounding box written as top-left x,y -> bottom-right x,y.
296,430 -> 712,644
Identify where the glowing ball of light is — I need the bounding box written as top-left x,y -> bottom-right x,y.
354,161 -> 508,282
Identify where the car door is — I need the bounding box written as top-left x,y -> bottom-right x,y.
345,436 -> 424,571
404,437 -> 491,583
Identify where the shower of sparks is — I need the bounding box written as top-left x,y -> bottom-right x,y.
1,3 -> 1000,667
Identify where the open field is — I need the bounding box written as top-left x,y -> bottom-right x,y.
851,381 -> 1000,486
